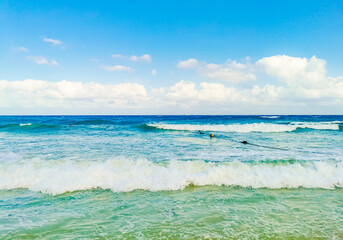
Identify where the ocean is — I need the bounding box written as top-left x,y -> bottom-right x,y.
0,115 -> 342,239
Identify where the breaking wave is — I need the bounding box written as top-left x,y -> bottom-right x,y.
260,116 -> 280,119
147,122 -> 341,133
0,158 -> 342,194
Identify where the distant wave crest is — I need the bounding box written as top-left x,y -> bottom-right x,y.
147,122 -> 341,133
260,116 -> 280,119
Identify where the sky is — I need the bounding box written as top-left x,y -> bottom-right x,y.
1,0 -> 343,114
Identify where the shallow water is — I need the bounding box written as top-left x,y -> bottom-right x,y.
0,115 -> 343,238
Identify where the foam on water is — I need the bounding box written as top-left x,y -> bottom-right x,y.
260,116 -> 280,119
1,158 -> 342,194
19,123 -> 32,126
1,116 -> 343,238
148,122 -> 340,132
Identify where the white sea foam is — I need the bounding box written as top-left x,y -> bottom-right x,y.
19,123 -> 32,126
260,116 -> 280,119
0,158 -> 342,194
148,122 -> 340,132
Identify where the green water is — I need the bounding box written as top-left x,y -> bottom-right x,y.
1,115 -> 343,238
1,187 -> 342,239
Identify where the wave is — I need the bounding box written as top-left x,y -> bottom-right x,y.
0,123 -> 60,131
0,158 -> 342,194
70,119 -> 114,125
19,123 -> 32,126
147,122 -> 341,133
136,124 -> 166,132
260,116 -> 280,119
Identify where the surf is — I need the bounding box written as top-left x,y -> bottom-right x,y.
1,158 -> 342,195
147,121 -> 341,133
0,123 -> 61,132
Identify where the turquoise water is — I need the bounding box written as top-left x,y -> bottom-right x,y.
0,115 -> 343,238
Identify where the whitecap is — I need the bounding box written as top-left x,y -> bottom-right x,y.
0,158 -> 342,194
148,122 -> 340,133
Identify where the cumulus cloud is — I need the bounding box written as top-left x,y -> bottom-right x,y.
43,38 -> 62,46
0,79 -> 250,112
177,58 -> 256,82
257,55 -> 327,88
129,54 -> 151,62
101,65 -> 134,72
177,55 -> 343,99
256,55 -> 343,100
250,84 -> 286,104
2,55 -> 343,114
177,58 -> 199,69
172,55 -> 343,109
166,81 -> 247,106
27,56 -> 58,66
90,58 -> 99,62
200,61 -> 256,82
12,46 -> 29,52
0,79 -> 148,109
112,54 -> 124,59
111,54 -> 152,62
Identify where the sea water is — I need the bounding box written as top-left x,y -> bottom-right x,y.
0,115 -> 342,239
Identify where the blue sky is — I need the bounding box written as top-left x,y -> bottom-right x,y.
1,0 -> 343,114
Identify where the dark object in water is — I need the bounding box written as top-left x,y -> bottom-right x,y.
210,134 -> 214,138
240,140 -> 288,151
199,131 -> 204,134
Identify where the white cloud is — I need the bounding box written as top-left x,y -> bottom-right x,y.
172,55 -> 343,109
177,58 -> 256,82
2,55 -> 343,114
130,54 -> 151,62
152,69 -> 157,75
43,38 -> 62,46
111,54 -> 152,62
101,65 -> 134,72
12,46 -> 29,52
27,56 -> 58,66
198,82 -> 246,102
51,60 -> 58,65
177,58 -> 199,69
0,79 -> 148,109
257,55 -> 327,88
201,61 -> 256,82
256,55 -> 343,100
167,81 -> 199,102
112,54 -> 124,59
251,84 -> 286,104
165,81 -> 248,106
